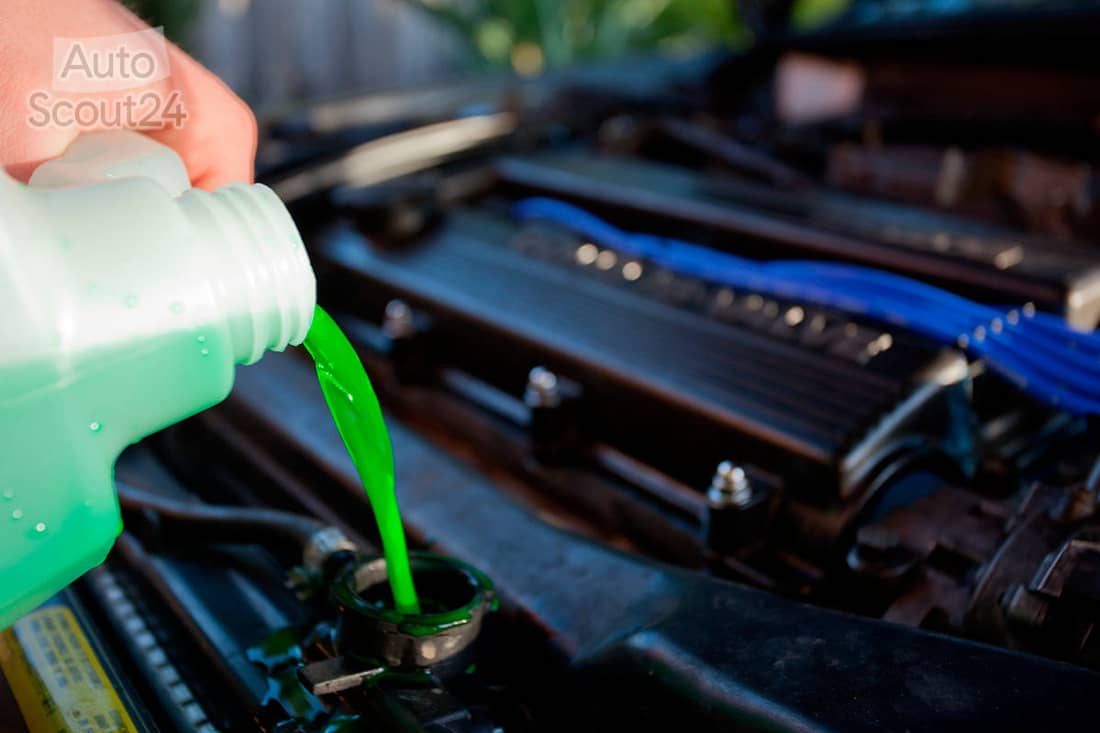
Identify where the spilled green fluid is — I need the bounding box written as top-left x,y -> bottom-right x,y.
303,306 -> 420,614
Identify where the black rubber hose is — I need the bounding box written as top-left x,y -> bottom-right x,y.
116,481 -> 326,551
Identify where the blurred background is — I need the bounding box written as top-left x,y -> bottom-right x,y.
123,0 -> 772,111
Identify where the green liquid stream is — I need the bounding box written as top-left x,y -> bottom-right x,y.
303,306 -> 420,614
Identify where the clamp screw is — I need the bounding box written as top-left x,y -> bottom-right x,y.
1003,584 -> 1049,629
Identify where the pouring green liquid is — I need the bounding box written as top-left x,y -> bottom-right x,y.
303,306 -> 420,614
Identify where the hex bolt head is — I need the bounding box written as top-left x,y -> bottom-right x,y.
708,460 -> 752,507
525,366 -> 561,408
383,299 -> 415,339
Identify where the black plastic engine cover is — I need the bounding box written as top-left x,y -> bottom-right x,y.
316,208 -> 971,500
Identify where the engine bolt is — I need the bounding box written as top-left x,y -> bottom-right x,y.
383,299 -> 415,339
525,366 -> 561,409
708,461 -> 753,507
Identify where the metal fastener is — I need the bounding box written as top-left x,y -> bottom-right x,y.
525,366 -> 561,409
383,299 -> 415,339
708,460 -> 752,507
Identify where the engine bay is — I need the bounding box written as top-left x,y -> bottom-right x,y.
7,5 -> 1100,731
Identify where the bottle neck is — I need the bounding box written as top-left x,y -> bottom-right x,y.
177,183 -> 316,364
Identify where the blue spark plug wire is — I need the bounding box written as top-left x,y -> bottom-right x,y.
513,197 -> 1100,415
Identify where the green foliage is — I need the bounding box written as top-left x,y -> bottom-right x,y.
118,0 -> 752,73
122,0 -> 200,46
789,0 -> 851,30
403,0 -> 748,73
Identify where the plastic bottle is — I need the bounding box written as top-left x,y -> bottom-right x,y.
0,131 -> 315,630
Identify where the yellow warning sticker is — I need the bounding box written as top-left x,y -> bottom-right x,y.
0,605 -> 139,733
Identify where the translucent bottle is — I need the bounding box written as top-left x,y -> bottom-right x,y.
0,131 -> 315,629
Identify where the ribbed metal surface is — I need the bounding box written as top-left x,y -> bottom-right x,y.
319,210 -> 952,490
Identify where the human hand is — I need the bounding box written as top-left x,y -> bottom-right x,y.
1,0 -> 256,190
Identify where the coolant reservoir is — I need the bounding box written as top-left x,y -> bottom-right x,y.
0,131 -> 316,629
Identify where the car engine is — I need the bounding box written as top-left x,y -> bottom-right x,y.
5,4 -> 1100,732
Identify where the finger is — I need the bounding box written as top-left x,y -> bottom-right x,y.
0,0 -> 256,189
144,45 -> 257,189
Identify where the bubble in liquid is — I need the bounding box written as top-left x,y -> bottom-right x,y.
1,490 -> 13,501
34,522 -> 46,533
200,348 -> 210,357
169,301 -> 184,315
196,335 -> 207,344
89,421 -> 102,432
123,293 -> 140,308
11,509 -> 23,520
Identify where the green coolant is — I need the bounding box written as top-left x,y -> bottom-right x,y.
0,326 -> 238,629
303,306 -> 420,615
